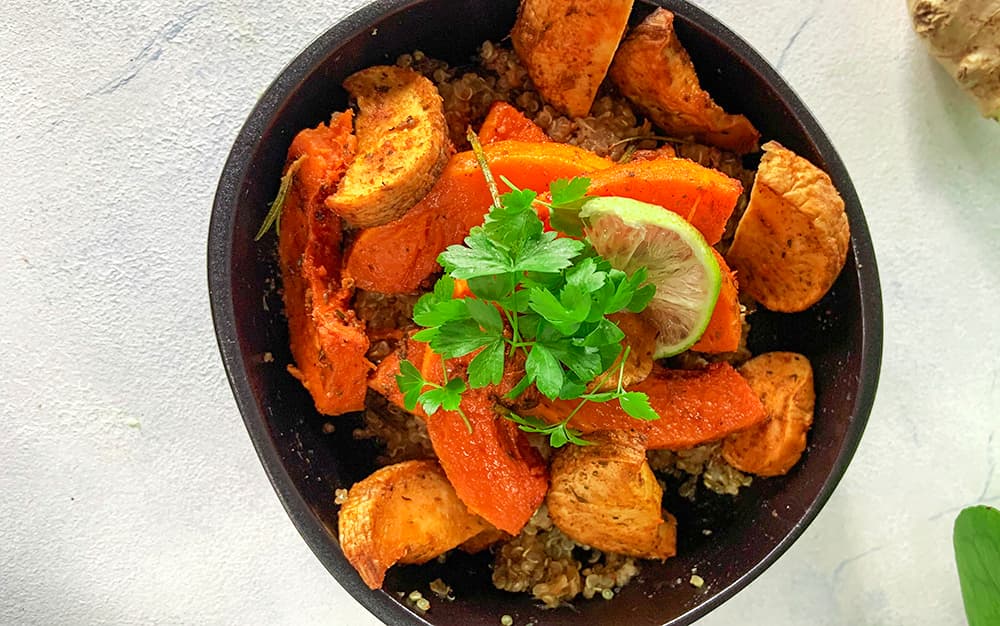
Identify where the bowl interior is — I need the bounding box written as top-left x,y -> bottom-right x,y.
209,0 -> 882,624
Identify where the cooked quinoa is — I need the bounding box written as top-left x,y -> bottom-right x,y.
354,392 -> 434,465
648,442 -> 752,498
491,505 -> 640,608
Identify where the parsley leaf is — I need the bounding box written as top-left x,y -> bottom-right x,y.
395,359 -> 471,432
618,392 -> 659,421
525,344 -> 563,399
546,176 -> 591,237
467,339 -> 505,388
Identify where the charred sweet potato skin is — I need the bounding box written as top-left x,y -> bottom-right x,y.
609,8 -> 760,154
338,459 -> 493,589
279,111 -> 373,416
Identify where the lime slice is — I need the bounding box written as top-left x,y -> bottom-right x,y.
580,196 -> 721,358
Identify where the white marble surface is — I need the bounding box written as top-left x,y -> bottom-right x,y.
3,0 -> 998,624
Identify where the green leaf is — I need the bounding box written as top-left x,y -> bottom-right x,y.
618,392 -> 659,421
628,283 -> 657,313
413,297 -> 468,327
503,373 -> 534,400
557,380 -> 588,400
411,327 -> 439,343
254,155 -> 306,241
528,288 -> 570,323
498,187 -> 537,212
605,274 -> 638,313
439,230 -> 512,278
504,411 -> 551,432
954,505 -> 1000,626
419,377 -> 467,415
433,274 -> 457,300
513,233 -> 584,273
549,177 -> 591,208
465,298 -> 504,335
525,344 -> 563,399
582,318 -> 626,347
624,266 -> 656,312
562,427 -> 593,447
545,340 -> 603,381
548,207 -> 585,238
559,284 -> 592,323
468,274 -> 515,301
529,288 -> 584,335
468,340 -> 505,388
395,360 -> 425,412
431,318 -> 497,358
441,378 -> 467,410
516,312 -> 542,341
485,195 -> 543,252
549,427 -> 569,448
565,257 -> 606,292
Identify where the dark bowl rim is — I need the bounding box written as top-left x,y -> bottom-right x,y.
208,0 -> 884,624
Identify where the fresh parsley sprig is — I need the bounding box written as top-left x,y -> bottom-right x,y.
395,130 -> 660,447
395,358 -> 472,432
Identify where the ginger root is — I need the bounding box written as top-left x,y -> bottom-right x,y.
908,0 -> 1000,119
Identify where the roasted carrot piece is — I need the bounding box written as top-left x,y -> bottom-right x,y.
690,250 -> 742,353
279,111 -> 373,415
345,140 -> 612,294
426,388 -> 549,535
478,101 -> 551,144
585,157 -> 742,245
528,362 -> 766,450
368,336 -> 437,414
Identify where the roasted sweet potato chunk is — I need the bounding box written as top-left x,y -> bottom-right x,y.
326,66 -> 450,227
722,352 -> 815,476
725,141 -> 850,312
547,430 -> 676,559
338,460 -> 493,589
279,111 -> 373,416
512,0 -> 633,117
609,8 -> 760,153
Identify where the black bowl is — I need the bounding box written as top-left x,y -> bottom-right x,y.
209,0 -> 882,624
